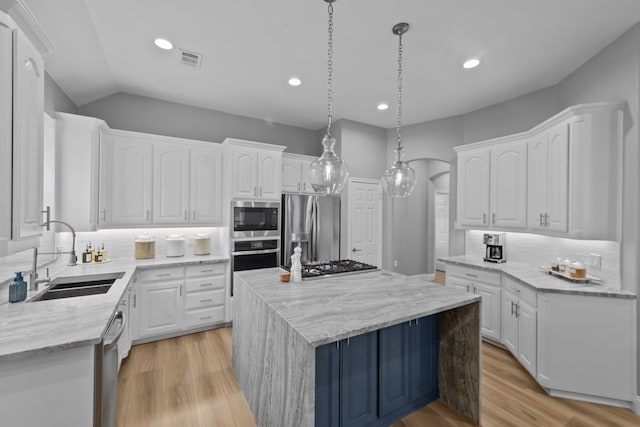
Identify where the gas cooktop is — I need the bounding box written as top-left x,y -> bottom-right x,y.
283,259 -> 378,279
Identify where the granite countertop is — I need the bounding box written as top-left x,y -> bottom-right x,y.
236,268 -> 481,347
0,254 -> 229,361
439,255 -> 636,299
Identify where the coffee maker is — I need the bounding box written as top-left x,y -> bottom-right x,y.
483,233 -> 506,263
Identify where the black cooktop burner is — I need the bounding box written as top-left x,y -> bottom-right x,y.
283,259 -> 378,279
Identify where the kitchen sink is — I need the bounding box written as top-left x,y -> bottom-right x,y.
30,272 -> 125,302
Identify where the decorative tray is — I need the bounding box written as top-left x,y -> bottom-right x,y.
538,267 -> 602,283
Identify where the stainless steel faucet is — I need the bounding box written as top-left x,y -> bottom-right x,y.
29,207 -> 78,291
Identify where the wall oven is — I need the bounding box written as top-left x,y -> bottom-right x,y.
232,201 -> 280,238
230,238 -> 280,296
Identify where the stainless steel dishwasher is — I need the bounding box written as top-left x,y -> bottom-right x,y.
95,310 -> 126,427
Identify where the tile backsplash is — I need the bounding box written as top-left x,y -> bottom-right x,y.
465,230 -> 621,289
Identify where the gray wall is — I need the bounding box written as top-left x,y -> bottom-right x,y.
44,72 -> 77,116
338,119 -> 387,180
78,92 -> 321,155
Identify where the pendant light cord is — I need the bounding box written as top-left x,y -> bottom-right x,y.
396,32 -> 403,150
326,1 -> 334,137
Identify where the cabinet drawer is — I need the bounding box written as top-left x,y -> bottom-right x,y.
185,289 -> 225,310
504,276 -> 537,307
185,306 -> 225,328
447,265 -> 501,285
186,262 -> 226,278
136,266 -> 184,282
186,275 -> 225,293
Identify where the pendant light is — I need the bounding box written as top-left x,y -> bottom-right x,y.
382,23 -> 416,198
309,0 -> 349,195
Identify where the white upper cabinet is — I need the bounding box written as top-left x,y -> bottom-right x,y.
457,140 -> 526,230
99,129 -> 227,228
190,146 -> 224,225
456,148 -> 490,227
528,123 -> 569,233
55,113 -> 107,231
12,25 -> 44,240
0,7 -> 52,255
153,142 -> 190,224
99,131 -> 153,227
223,138 -> 286,201
282,153 -> 315,194
490,141 -> 527,229
455,102 -> 622,240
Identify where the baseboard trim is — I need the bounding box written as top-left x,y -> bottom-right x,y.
132,321 -> 231,346
546,388 -> 632,410
633,394 -> 640,414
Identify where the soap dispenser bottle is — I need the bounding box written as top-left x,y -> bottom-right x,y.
82,244 -> 92,263
9,272 -> 27,303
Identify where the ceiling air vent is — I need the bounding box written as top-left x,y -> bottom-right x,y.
179,49 -> 203,69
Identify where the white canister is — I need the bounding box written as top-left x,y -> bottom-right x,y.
166,235 -> 185,257
193,234 -> 211,255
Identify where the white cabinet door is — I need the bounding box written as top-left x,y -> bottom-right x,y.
136,281 -> 183,339
257,151 -> 281,200
300,159 -> 313,193
490,141 -> 527,229
457,149 -> 490,227
12,29 -> 44,239
190,146 -> 223,225
231,149 -> 258,198
474,282 -> 501,342
545,122 -> 569,232
100,133 -> 153,226
281,157 -> 301,193
517,299 -> 536,377
0,19 -> 11,242
501,290 -> 518,356
527,133 -> 548,231
153,142 -> 189,224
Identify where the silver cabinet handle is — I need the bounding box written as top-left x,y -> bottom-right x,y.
200,283 -> 213,287
544,213 -> 549,227
465,273 -> 478,278
539,213 -> 544,227
156,273 -> 171,277
483,213 -> 486,224
200,299 -> 213,303
200,269 -> 214,273
510,301 -> 515,316
352,248 -> 362,252
298,182 -> 301,191
472,284 -> 476,294
253,187 -> 257,196
133,294 -> 136,308
146,210 -> 150,222
511,286 -> 520,293
104,311 -> 125,353
260,187 -> 263,197
185,210 -> 188,221
200,316 -> 212,320
303,182 -> 306,191
100,209 -> 106,222
492,213 -> 496,224
515,303 -> 520,318
179,284 -> 182,296
193,210 -> 196,221
466,284 -> 470,292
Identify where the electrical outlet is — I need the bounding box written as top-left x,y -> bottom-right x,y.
590,253 -> 602,270
393,260 -> 398,267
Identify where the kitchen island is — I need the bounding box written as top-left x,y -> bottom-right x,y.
232,268 -> 482,427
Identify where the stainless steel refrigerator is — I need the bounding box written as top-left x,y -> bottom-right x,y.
281,193 -> 340,267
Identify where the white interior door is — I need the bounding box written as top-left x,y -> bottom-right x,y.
434,192 -> 449,271
348,179 -> 382,267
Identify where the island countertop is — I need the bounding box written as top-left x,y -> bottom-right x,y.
235,267 -> 481,347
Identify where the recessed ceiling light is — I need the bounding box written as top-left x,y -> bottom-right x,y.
377,103 -> 389,111
288,77 -> 302,87
463,58 -> 480,69
154,38 -> 173,50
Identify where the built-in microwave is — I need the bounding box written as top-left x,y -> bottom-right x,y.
231,201 -> 280,238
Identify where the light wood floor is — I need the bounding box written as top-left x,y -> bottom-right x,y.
117,271 -> 639,426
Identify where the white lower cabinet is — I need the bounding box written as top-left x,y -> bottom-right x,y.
446,265 -> 501,341
132,262 -> 228,342
502,277 -> 537,378
537,292 -> 634,402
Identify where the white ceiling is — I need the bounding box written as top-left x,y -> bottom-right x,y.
22,0 -> 640,130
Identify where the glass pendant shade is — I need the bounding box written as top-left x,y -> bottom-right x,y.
310,133 -> 349,195
382,146 -> 416,197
